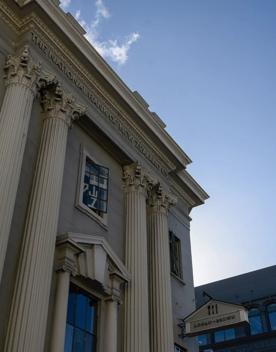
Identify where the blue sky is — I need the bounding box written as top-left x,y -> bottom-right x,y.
60,0 -> 276,286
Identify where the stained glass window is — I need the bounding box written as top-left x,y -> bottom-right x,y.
82,156 -> 109,216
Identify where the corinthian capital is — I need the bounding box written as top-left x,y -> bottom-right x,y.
123,162 -> 153,193
148,183 -> 177,214
4,45 -> 41,92
41,83 -> 87,126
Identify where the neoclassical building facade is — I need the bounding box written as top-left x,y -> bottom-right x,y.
0,1 -> 208,352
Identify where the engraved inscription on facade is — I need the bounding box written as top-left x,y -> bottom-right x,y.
31,31 -> 168,176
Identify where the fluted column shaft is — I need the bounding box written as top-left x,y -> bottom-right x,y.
105,299 -> 119,352
123,164 -> 150,352
148,186 -> 176,352
51,270 -> 70,352
0,46 -> 40,281
4,85 -> 85,352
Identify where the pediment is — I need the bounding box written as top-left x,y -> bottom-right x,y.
56,233 -> 130,296
184,299 -> 248,336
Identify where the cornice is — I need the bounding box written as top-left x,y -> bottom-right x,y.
170,180 -> 198,209
11,0 -> 192,167
0,1 -> 21,32
177,170 -> 209,204
26,21 -> 173,176
0,0 -> 208,207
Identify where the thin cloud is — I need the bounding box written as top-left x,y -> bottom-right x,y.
60,0 -> 71,10
86,32 -> 140,65
92,0 -> 110,28
74,1 -> 140,65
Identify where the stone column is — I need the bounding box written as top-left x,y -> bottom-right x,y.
148,184 -> 176,352
4,84 -> 86,352
0,46 -> 41,281
123,163 -> 150,352
104,273 -> 125,352
50,237 -> 83,352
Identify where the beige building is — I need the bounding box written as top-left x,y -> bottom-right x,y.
0,1 -> 208,351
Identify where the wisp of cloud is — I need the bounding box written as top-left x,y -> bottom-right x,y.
66,0 -> 140,65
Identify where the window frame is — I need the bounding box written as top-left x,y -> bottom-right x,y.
76,147 -> 108,229
174,343 -> 187,352
267,303 -> 276,331
213,327 -> 236,343
248,307 -> 264,336
169,231 -> 183,281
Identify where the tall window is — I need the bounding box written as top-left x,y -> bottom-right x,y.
82,156 -> 109,217
248,308 -> 263,335
65,285 -> 98,352
169,231 -> 183,279
214,328 -> 235,343
267,303 -> 276,331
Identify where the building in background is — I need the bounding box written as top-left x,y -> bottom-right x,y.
0,1 -> 208,352
195,265 -> 276,352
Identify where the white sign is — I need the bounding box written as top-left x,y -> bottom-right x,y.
184,299 -> 248,336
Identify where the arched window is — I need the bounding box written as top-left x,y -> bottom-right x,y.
267,303 -> 276,331
248,308 -> 263,335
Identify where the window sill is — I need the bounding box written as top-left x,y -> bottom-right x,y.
171,272 -> 186,285
75,204 -> 108,231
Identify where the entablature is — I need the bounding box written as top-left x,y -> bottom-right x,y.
0,0 -> 209,209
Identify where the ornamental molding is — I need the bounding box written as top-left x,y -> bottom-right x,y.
56,233 -> 130,297
0,2 -> 207,207
40,82 -> 87,127
0,0 -> 174,176
0,3 -> 172,176
55,238 -> 84,276
4,45 -> 41,93
28,28 -> 172,176
122,162 -> 154,194
169,181 -> 197,209
0,1 -> 21,32
148,182 -> 177,214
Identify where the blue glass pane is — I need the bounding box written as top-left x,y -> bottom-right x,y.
214,329 -> 235,343
64,324 -> 74,352
99,166 -> 109,178
197,334 -> 208,345
214,330 -> 225,343
268,303 -> 276,312
86,302 -> 94,333
249,315 -> 263,335
67,292 -> 76,325
76,293 -> 87,330
99,188 -> 107,201
249,308 -> 260,317
85,333 -> 93,352
73,328 -> 85,352
269,311 -> 276,330
225,328 -> 235,340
